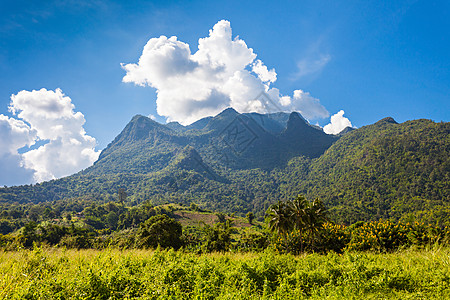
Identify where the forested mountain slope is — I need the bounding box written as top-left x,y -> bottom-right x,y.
84,108 -> 337,175
302,118 -> 450,223
0,110 -> 448,224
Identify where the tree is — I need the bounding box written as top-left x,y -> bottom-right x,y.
190,203 -> 199,211
118,188 -> 127,205
0,220 -> 13,235
18,221 -> 38,248
265,195 -> 328,253
304,198 -> 327,250
137,214 -> 182,249
265,201 -> 293,236
246,212 -> 254,225
39,224 -> 67,245
202,220 -> 235,252
288,195 -> 309,252
216,212 -> 226,223
106,211 -> 119,230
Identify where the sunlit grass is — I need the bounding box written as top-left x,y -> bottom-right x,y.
0,246 -> 449,299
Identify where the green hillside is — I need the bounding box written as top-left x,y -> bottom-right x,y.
0,110 -> 448,225
303,118 -> 450,224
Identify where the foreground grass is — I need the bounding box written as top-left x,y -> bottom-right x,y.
0,247 -> 449,299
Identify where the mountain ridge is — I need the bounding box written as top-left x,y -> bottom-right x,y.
0,110 -> 447,224
89,109 -> 338,174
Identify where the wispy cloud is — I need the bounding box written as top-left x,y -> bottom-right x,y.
289,30 -> 332,82
292,53 -> 331,80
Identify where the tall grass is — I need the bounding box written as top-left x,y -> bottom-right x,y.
1,246 -> 449,299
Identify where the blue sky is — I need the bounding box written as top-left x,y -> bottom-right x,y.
0,0 -> 449,185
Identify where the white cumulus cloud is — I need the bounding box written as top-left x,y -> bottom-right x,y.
323,110 -> 353,134
0,115 -> 37,186
0,88 -> 100,185
122,20 -> 331,125
290,89 -> 329,120
0,114 -> 36,156
252,59 -> 277,83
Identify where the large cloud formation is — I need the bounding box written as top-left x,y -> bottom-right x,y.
0,88 -> 100,185
122,20 -> 330,125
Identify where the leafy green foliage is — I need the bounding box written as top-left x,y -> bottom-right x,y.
271,219 -> 450,254
266,195 -> 328,253
200,220 -> 235,252
136,214 -> 182,249
246,212 -> 255,224
1,196 -> 449,254
345,220 -> 447,252
1,247 -> 450,299
266,200 -> 294,235
284,195 -> 328,251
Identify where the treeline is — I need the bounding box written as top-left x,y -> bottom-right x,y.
0,208 -> 263,253
266,195 -> 450,254
0,197 -> 265,252
1,195 -> 449,254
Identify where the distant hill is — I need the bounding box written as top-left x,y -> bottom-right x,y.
0,109 -> 448,224
302,118 -> 450,223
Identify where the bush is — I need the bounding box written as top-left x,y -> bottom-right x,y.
345,220 -> 447,252
315,222 -> 350,253
237,232 -> 269,251
136,214 -> 182,249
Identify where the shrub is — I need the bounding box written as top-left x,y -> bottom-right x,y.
136,214 -> 182,249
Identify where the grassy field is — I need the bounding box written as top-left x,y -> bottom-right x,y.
1,246 -> 449,299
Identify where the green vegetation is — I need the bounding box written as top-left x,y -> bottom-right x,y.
264,196 -> 450,254
1,197 -> 449,298
0,115 -> 447,226
136,214 -> 182,249
1,247 -> 449,299
303,118 -> 450,224
0,196 -> 449,255
0,111 -> 448,298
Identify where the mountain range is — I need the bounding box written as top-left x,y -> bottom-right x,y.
0,108 -> 448,224
89,108 -> 338,175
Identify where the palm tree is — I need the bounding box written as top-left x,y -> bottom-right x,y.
304,198 -> 327,250
288,195 -> 309,252
289,195 -> 309,229
266,195 -> 328,253
265,201 -> 293,236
